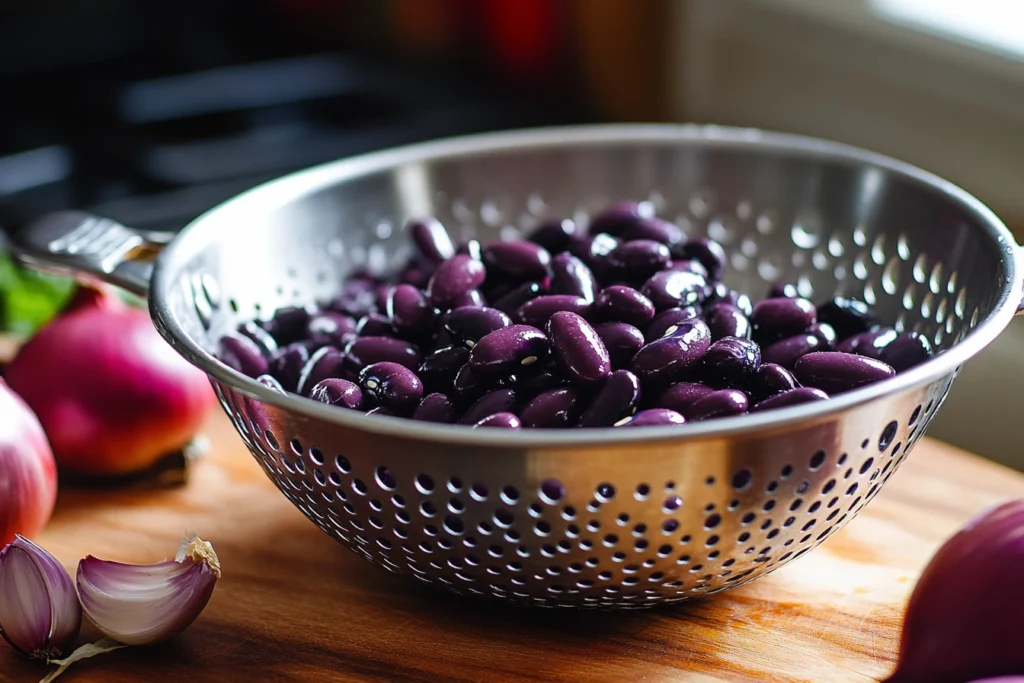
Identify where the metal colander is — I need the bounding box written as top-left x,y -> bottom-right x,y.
12,125 -> 1024,609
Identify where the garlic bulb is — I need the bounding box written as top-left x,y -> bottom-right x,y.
76,535 -> 220,646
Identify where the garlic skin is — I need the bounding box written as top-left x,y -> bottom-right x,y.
76,535 -> 220,646
0,536 -> 82,660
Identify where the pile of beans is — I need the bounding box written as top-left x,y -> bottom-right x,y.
216,201 -> 934,429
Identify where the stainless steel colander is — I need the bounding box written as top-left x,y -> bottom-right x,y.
11,125 -> 1024,608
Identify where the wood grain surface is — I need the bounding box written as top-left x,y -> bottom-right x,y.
1,409 -> 1023,683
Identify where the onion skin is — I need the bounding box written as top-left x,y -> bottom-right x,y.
887,499 -> 1024,683
0,380 -> 57,546
6,284 -> 215,477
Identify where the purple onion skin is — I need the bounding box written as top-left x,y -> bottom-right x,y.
886,499 -> 1024,683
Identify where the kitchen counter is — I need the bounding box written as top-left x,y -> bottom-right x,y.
2,408 -> 1023,682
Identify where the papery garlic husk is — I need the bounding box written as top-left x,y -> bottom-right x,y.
76,535 -> 221,646
0,536 -> 82,660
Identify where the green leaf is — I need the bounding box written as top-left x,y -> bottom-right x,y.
0,249 -> 75,337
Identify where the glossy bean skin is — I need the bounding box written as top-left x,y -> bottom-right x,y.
751,387 -> 829,412
218,333 -> 269,378
593,286 -> 655,327
672,237 -> 727,279
468,325 -> 549,376
263,305 -> 313,345
621,217 -> 684,246
269,342 -> 311,392
238,321 -> 279,357
515,295 -> 592,328
511,365 -> 565,398
443,306 -> 513,348
793,351 -> 896,394
359,362 -> 424,413
767,282 -> 799,299
751,297 -> 817,344
519,388 -> 580,428
609,239 -> 671,281
344,336 -> 423,373
387,284 -> 434,335
701,337 -> 762,387
588,201 -> 654,237
328,279 -> 377,318
451,364 -> 488,406
616,408 -> 686,427
706,283 -> 753,317
653,382 -> 714,414
550,253 -> 598,302
749,363 -> 800,403
568,233 -> 619,281
704,303 -> 751,342
641,269 -> 707,310
413,393 -> 456,423
472,412 -> 522,429
483,241 -> 551,282
630,319 -> 712,390
762,333 -> 823,370
546,311 -> 611,385
456,239 -> 483,261
687,389 -> 748,421
458,388 -> 519,425
426,255 -> 487,306
306,312 -> 358,349
356,313 -> 393,337
417,346 -> 470,394
880,332 -> 933,372
644,306 -> 702,343
527,218 -> 579,254
837,327 -> 898,359
810,322 -> 837,350
492,281 -> 545,316
448,289 -> 487,309
409,217 -> 456,263
310,378 -> 364,410
398,261 -> 433,289
578,370 -> 642,428
817,296 -> 875,340
297,346 -> 347,396
594,322 -> 646,370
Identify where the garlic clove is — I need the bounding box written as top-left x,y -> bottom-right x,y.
76,535 -> 221,647
0,536 -> 82,660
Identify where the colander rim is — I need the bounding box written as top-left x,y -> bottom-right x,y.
149,123 -> 1023,448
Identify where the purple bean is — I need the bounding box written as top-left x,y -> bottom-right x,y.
428,327 -> 458,351
469,325 -> 549,376
310,378 -> 364,410
417,346 -> 470,394
452,363 -> 488,406
399,261 -> 433,289
409,217 -> 455,263
515,295 -> 592,328
749,363 -> 799,403
472,412 -> 522,429
608,239 -> 671,280
568,233 -> 619,280
837,327 -> 898,359
297,346 -> 347,396
588,201 -> 655,237
704,303 -> 751,342
387,284 -> 434,335
492,281 -> 545,316
373,284 -> 391,315
263,305 -> 314,345
269,342 -> 310,392
751,387 -> 829,412
706,283 -> 753,317
546,311 -> 611,385
344,336 -> 423,373
448,289 -> 486,309
527,218 -> 579,254
666,258 -> 709,280
644,306 -> 702,343
641,269 -> 707,310
630,319 -> 712,389
762,333 -> 824,370
687,389 -> 748,421
483,241 -> 551,282
793,351 -> 896,394
621,217 -> 684,246
306,312 -> 358,349
767,282 -> 799,299
578,370 -> 642,427
426,255 -> 487,306
256,374 -> 285,393
594,286 -> 656,327
511,365 -> 565,398
880,331 -> 933,372
443,306 -> 513,348
520,388 -> 580,428
594,322 -> 646,370
672,237 -> 727,279
751,297 -> 817,343
238,321 -> 279,357
458,388 -> 518,425
550,253 -> 598,302
329,279 -> 378,318
218,333 -> 269,378
356,313 -> 393,337
817,296 -> 875,340
413,393 -> 456,423
653,382 -> 715,414
359,361 -> 424,413
810,322 -> 837,350
701,337 -> 762,387
616,408 -> 686,427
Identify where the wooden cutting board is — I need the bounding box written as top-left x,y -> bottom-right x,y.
2,409 -> 1023,683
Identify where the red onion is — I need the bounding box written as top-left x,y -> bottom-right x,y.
887,499 -> 1024,683
0,380 -> 57,546
5,283 -> 215,478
